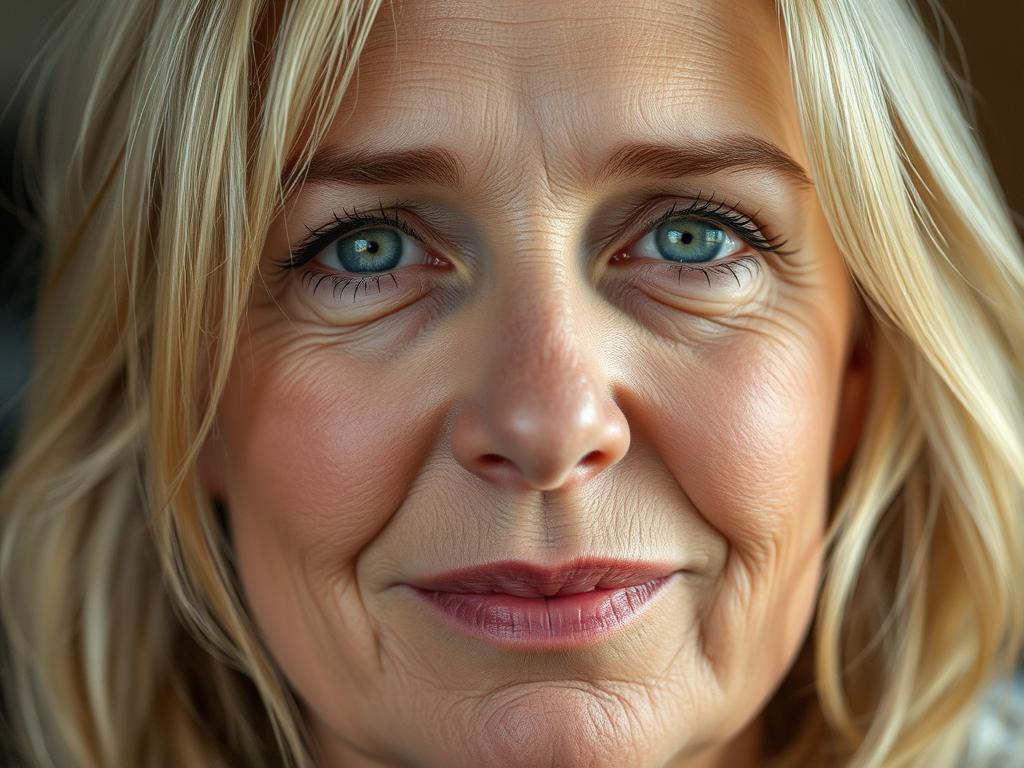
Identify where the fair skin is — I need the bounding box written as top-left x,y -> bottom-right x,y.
203,0 -> 870,765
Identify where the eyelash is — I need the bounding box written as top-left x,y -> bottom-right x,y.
623,190 -> 790,257
271,192 -> 790,288
273,199 -> 429,272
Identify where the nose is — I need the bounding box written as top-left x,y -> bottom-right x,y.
450,280 -> 630,492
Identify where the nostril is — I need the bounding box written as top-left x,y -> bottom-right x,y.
481,454 -> 511,467
476,451 -> 607,489
478,454 -> 519,483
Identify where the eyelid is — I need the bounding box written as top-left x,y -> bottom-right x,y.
273,201 -> 435,273
275,192 -> 791,276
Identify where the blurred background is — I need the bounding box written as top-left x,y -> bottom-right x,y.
1,0 -> 1023,464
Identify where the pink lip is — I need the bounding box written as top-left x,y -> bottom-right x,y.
404,558 -> 681,650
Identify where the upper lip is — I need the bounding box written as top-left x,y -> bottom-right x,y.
407,558 -> 681,598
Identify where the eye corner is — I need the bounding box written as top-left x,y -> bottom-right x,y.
270,251 -> 308,273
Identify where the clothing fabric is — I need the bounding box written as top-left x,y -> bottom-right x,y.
961,667 -> 1024,766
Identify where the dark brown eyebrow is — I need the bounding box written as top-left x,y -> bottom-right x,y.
300,135 -> 812,190
599,136 -> 813,189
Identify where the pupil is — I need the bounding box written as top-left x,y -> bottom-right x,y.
681,231 -> 693,244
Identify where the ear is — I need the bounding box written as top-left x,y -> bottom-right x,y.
198,422 -> 228,502
830,315 -> 873,478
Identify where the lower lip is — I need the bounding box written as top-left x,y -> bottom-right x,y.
409,574 -> 677,650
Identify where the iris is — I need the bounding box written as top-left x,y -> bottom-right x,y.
333,227 -> 403,272
655,219 -> 727,263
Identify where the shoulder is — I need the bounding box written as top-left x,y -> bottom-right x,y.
959,666 -> 1024,767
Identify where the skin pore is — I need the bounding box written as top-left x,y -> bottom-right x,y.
202,0 -> 871,765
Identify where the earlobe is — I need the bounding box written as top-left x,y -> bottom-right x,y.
198,425 -> 234,547
830,320 -> 873,478
198,423 -> 228,501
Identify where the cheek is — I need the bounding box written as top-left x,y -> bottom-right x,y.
684,335 -> 835,554
220,344 -> 420,559
645,324 -> 838,708
214,337 -> 429,703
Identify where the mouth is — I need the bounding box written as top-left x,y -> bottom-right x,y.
403,558 -> 683,650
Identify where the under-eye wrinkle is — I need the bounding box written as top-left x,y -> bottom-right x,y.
300,269 -> 402,303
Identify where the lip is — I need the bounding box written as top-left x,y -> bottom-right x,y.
404,558 -> 682,650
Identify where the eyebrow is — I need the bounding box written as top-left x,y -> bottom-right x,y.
304,146 -> 465,187
600,136 -> 813,189
301,135 -> 812,190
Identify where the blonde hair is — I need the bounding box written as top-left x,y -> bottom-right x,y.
1,0 -> 1021,766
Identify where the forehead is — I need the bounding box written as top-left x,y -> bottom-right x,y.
326,0 -> 799,187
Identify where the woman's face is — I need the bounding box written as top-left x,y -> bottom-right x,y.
205,0 -> 869,765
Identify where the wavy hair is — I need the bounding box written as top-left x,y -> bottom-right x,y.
1,1 -> 1021,766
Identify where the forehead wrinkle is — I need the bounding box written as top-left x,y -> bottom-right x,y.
365,0 -> 784,102
398,0 -> 777,71
321,0 -> 796,201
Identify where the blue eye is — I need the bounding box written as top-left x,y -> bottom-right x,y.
315,226 -> 428,274
636,217 -> 740,264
